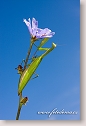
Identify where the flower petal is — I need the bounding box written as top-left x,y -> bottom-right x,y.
36,28 -> 55,38
32,28 -> 37,37
23,18 -> 32,35
39,28 -> 50,36
32,18 -> 38,29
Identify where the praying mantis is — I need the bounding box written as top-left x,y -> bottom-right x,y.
16,38 -> 56,95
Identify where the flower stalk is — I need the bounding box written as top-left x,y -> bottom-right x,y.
16,17 -> 56,120
24,41 -> 34,70
16,93 -> 22,120
16,41 -> 34,120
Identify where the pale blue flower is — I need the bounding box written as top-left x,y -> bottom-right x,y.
23,18 -> 55,39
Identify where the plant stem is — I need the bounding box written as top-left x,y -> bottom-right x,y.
24,42 -> 33,70
16,103 -> 22,120
16,41 -> 34,120
16,93 -> 22,120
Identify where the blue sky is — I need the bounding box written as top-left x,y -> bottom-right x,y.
0,0 -> 80,120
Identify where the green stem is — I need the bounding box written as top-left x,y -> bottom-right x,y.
16,104 -> 22,120
24,42 -> 33,70
16,93 -> 22,120
16,41 -> 34,120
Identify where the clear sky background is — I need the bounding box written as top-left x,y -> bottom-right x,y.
0,0 -> 80,120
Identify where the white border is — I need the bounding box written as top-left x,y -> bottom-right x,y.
0,0 -> 86,125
